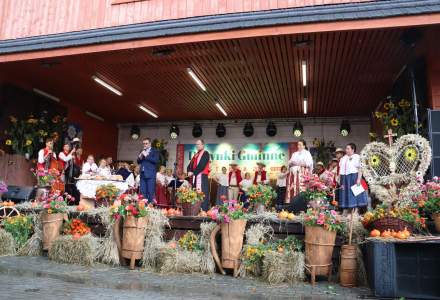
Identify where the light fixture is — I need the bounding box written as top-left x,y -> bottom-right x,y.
33,88 -> 60,103
216,123 -> 226,138
130,125 -> 140,140
92,75 -> 122,96
293,121 -> 303,137
138,104 -> 158,118
303,98 -> 308,115
243,122 -> 254,137
340,120 -> 351,137
85,111 -> 104,122
187,68 -> 207,91
215,102 -> 228,116
301,60 -> 307,87
192,123 -> 202,138
266,121 -> 277,137
170,124 -> 179,139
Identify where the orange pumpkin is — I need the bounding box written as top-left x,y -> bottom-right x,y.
381,230 -> 391,238
396,231 -> 407,240
402,227 -> 411,238
199,211 -> 207,217
168,208 -> 175,216
370,229 -> 381,237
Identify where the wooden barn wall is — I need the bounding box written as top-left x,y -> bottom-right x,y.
0,0 -> 374,40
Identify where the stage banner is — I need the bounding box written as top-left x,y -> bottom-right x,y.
177,142 -> 293,179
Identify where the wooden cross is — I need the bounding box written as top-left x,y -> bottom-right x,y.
384,129 -> 397,147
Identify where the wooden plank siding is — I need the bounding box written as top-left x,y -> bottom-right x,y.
0,0 -> 374,40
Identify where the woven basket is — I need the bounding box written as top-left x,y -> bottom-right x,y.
370,217 -> 414,233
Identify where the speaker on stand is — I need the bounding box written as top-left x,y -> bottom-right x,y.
428,109 -> 440,178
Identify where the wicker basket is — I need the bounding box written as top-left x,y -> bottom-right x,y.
370,217 -> 414,233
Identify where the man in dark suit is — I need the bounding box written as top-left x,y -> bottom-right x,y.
187,139 -> 211,211
137,137 -> 159,203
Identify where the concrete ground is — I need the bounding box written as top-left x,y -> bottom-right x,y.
0,256 -> 373,300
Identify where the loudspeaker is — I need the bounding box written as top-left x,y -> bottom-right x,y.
428,109 -> 440,178
1,185 -> 36,203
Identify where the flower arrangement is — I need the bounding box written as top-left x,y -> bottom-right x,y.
418,177 -> 440,215
302,203 -> 344,232
362,203 -> 426,231
110,193 -> 149,220
0,180 -> 7,193
247,184 -> 277,206
176,187 -> 204,205
63,218 -> 91,237
31,168 -> 59,187
374,98 -> 414,138
40,190 -> 71,214
2,215 -> 33,248
209,199 -> 248,223
95,184 -> 120,206
300,174 -> 331,201
177,230 -> 203,252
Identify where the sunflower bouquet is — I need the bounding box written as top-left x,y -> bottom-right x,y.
2,215 -> 33,248
374,98 -> 414,138
176,187 -> 204,204
177,230 -> 203,252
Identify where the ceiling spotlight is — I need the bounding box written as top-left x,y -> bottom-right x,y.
192,123 -> 203,138
243,122 -> 254,137
340,120 -> 351,137
187,68 -> 207,91
138,105 -> 158,118
170,124 -> 180,139
130,125 -> 140,140
266,121 -> 277,137
92,75 -> 122,96
216,123 -> 226,138
293,122 -> 303,137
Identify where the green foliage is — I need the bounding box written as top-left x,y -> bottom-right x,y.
178,231 -> 204,252
2,215 -> 33,248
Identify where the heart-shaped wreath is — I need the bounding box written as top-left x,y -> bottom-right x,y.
360,134 -> 431,205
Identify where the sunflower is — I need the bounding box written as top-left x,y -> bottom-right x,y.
374,111 -> 382,119
25,140 -> 32,146
404,147 -> 417,161
369,155 -> 381,167
399,99 -> 411,108
382,112 -> 388,118
383,103 -> 390,110
5,139 -> 12,146
390,118 -> 399,126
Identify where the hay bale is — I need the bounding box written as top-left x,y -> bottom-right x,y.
157,248 -> 202,274
0,228 -> 16,256
141,208 -> 169,270
48,234 -> 98,266
245,223 -> 273,245
199,222 -> 216,274
17,213 -> 43,256
93,207 -> 120,266
262,250 -> 305,284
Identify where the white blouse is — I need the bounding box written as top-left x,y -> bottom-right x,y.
216,173 -> 229,187
97,166 -> 111,177
156,173 -> 166,186
82,162 -> 98,175
276,171 -> 288,187
339,154 -> 361,175
240,179 -> 253,192
288,150 -> 314,171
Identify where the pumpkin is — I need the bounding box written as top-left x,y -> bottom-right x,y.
77,204 -> 85,212
390,230 -> 397,238
175,209 -> 182,216
381,230 -> 391,238
396,231 -> 407,240
167,208 -> 175,216
402,227 -> 411,238
199,211 -> 207,217
370,229 -> 381,237
72,233 -> 81,240
278,210 -> 288,220
287,213 -> 295,221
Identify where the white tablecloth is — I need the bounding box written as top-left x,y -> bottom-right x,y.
76,179 -> 129,198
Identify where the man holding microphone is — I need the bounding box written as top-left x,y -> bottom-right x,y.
137,137 -> 159,203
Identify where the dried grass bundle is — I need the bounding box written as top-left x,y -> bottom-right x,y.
262,250 -> 305,284
17,212 -> 43,257
0,228 -> 16,256
48,234 -> 99,266
141,208 -> 169,270
157,248 -> 203,274
93,207 -> 120,266
245,223 -> 273,245
199,222 -> 216,274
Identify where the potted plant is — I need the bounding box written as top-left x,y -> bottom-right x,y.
176,187 -> 204,216
110,193 -> 150,269
31,168 -> 59,188
247,184 -> 277,214
300,174 -> 332,202
302,203 -> 344,284
419,177 -> 440,232
209,199 -> 248,277
95,183 -> 120,207
2,215 -> 33,249
40,190 -> 70,250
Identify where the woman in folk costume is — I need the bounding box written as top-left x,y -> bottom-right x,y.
253,162 -> 269,185
286,139 -> 314,202
37,138 -> 57,171
187,139 -> 211,211
155,165 -> 168,207
338,143 -> 367,214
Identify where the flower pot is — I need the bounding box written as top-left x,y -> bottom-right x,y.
42,212 -> 64,251
122,216 -> 148,269
210,219 -> 247,277
304,225 -> 336,285
433,213 -> 440,233
339,245 -> 357,287
181,201 -> 202,216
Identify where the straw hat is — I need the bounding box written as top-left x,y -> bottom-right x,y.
229,162 -> 238,166
316,161 -> 324,167
334,147 -> 345,154
256,162 -> 266,167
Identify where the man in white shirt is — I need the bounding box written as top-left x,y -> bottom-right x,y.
214,166 -> 229,204
276,165 -> 288,209
82,155 -> 98,175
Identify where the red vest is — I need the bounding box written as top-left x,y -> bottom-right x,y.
253,170 -> 267,184
192,150 -> 210,175
58,151 -> 70,170
37,148 -> 51,170
228,170 -> 242,186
